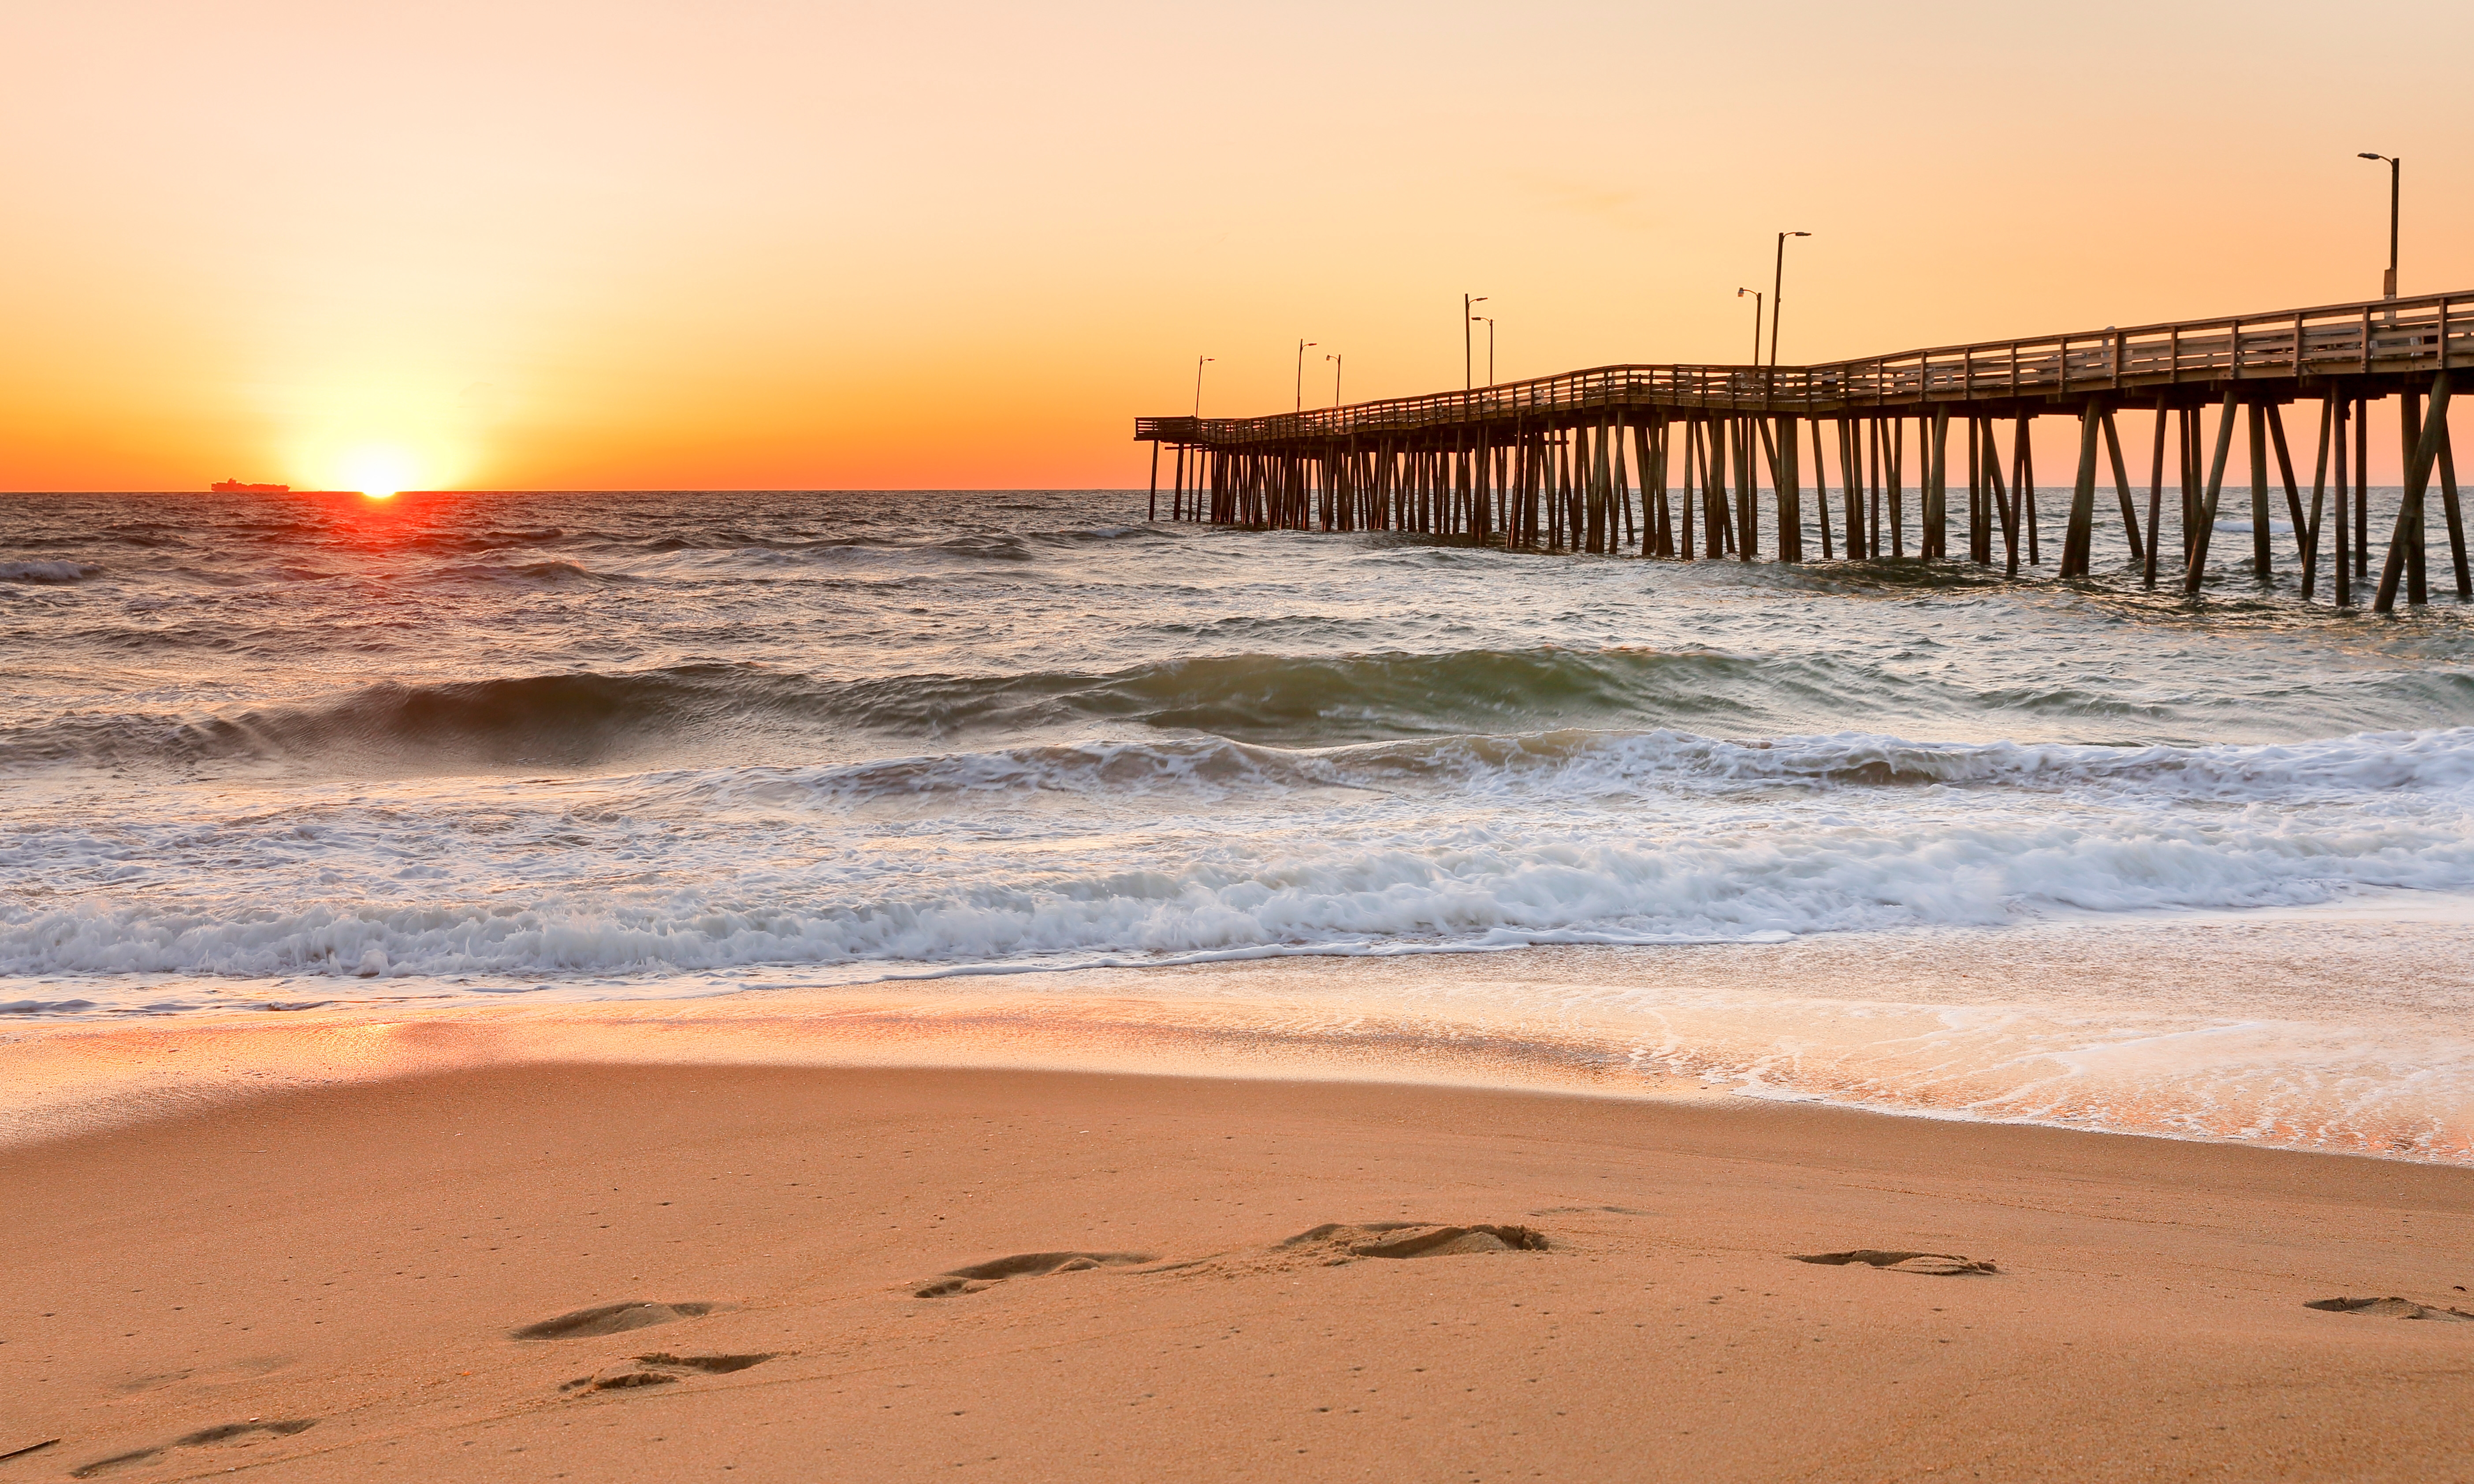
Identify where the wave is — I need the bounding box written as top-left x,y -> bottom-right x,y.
425,559 -> 633,586
9,762 -> 2472,979
15,638 -> 2474,777
0,650 -> 1798,772
0,560 -> 101,584
682,725 -> 2474,809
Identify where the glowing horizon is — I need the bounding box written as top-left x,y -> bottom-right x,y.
3,0 -> 2469,492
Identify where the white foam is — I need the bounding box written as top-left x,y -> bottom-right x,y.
9,726 -> 2474,988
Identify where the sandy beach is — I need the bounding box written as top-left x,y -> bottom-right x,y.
5,1043 -> 2471,1482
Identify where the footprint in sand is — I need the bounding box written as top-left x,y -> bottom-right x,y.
560,1352 -> 780,1393
511,1301 -> 725,1340
1286,1222 -> 1550,1259
914,1251 -> 1157,1298
2304,1296 -> 2474,1321
1793,1250 -> 1998,1276
70,1421 -> 315,1478
915,1223 -> 1547,1296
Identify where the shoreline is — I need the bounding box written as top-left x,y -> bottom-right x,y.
9,920 -> 2474,1165
4,1059 -> 2470,1481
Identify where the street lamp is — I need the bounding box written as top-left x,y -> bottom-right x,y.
1193,356 -> 1213,417
1770,230 -> 1811,366
2357,152 -> 2400,299
1472,316 -> 1495,385
1325,352 -> 1343,407
1295,339 -> 1318,413
1464,294 -> 1488,391
1736,287 -> 1763,364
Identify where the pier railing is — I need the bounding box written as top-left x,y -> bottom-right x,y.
1138,289 -> 2472,447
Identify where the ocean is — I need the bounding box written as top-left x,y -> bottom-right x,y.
6,487 -> 2473,1158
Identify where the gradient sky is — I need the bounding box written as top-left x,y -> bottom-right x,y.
3,0 -> 2467,492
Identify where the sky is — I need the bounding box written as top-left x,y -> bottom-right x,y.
2,0 -> 2469,492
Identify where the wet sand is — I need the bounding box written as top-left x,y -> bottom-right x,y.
4,1059 -> 2472,1482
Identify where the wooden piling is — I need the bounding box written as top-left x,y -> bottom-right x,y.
2017,416 -> 2039,565
2064,397 -> 2102,578
1967,415 -> 1986,564
1987,419 -> 2019,577
1811,418 -> 1834,560
2302,394 -> 2332,601
2184,391 -> 2243,596
2442,417 -> 2470,599
2355,397 -> 2370,584
2333,397 -> 2352,605
2267,404 -> 2308,567
2101,408 -> 2144,566
2375,373 -> 2455,612
2143,401 -> 2167,588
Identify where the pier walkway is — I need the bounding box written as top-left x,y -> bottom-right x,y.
1136,290 -> 2469,611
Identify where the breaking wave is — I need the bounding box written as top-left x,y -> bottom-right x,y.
7,723 -> 2474,982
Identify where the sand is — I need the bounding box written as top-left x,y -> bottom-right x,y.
4,1057 -> 2473,1483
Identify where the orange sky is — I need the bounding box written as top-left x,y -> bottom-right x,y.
3,0 -> 2468,492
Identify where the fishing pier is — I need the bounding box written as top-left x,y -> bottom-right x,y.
1136,290 -> 2470,611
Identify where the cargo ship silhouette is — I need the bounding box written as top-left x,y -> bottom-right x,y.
210,479 -> 289,493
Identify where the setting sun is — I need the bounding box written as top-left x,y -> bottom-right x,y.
339,445 -> 421,498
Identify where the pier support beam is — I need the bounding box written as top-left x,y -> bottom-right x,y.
2184,392 -> 2243,595
2376,371 -> 2454,612
2302,396 -> 2333,601
2143,401 -> 2167,588
2064,397 -> 2102,578
2101,409 -> 2143,567
1924,408 -> 1949,559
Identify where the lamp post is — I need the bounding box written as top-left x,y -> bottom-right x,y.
1325,352 -> 1343,407
1463,294 -> 1488,391
1193,356 -> 1213,417
1736,288 -> 1763,364
1769,230 -> 1811,366
2356,152 -> 2400,299
1295,339 -> 1318,413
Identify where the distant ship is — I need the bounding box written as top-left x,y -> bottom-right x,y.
210,479 -> 290,493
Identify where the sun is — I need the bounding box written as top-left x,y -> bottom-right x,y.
340,445 -> 423,498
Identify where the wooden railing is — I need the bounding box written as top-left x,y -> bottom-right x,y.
1138,289 -> 2472,446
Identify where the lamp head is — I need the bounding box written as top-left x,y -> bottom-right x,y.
2358,152 -> 2385,161
1791,230 -> 1811,237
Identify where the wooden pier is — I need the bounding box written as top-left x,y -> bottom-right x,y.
1137,290 -> 2470,611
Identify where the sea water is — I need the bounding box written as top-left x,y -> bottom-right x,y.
5,488 -> 2472,1157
